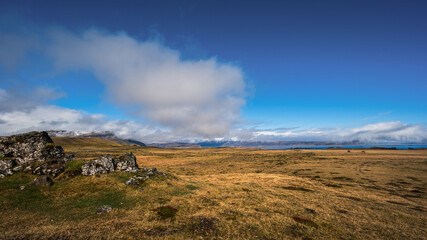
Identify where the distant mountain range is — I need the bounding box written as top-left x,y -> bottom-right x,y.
46,130 -> 146,146
197,140 -> 362,148
148,142 -> 202,148
46,130 -> 425,149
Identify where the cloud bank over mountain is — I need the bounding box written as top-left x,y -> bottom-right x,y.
0,87 -> 425,144
251,121 -> 427,144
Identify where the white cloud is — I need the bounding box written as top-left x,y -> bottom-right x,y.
0,27 -> 425,144
46,28 -> 246,138
0,103 -> 158,141
249,121 -> 427,143
0,90 -> 425,144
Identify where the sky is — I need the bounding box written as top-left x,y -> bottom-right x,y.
0,0 -> 426,143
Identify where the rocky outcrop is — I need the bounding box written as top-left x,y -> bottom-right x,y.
32,159 -> 67,177
0,131 -> 72,178
0,131 -> 67,164
114,152 -> 139,173
0,159 -> 16,177
81,154 -> 115,176
81,152 -> 141,176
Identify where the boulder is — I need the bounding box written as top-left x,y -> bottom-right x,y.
0,159 -> 16,176
32,159 -> 66,177
114,152 -> 139,173
0,131 -> 67,165
81,154 -> 115,176
125,177 -> 138,185
96,205 -> 112,214
31,176 -> 54,186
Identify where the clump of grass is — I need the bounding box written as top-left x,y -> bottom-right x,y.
65,160 -> 84,170
45,142 -> 57,147
187,216 -> 218,236
186,184 -> 199,190
72,189 -> 130,210
109,172 -> 134,183
0,173 -> 32,190
281,186 -> 313,192
339,195 -> 363,202
407,176 -> 421,182
61,160 -> 85,178
170,190 -> 193,196
332,176 -> 354,181
291,216 -> 318,228
144,226 -> 177,237
154,205 -> 178,219
0,174 -> 54,215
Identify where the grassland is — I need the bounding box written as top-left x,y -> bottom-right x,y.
1,137 -> 426,239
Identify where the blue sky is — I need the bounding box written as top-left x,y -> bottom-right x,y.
0,0 -> 426,143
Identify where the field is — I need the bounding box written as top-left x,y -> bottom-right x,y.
1,137 -> 426,239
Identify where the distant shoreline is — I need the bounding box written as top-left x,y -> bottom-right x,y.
260,145 -> 427,150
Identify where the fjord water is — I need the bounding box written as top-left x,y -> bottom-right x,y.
263,145 -> 427,150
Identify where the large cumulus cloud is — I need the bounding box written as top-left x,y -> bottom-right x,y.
46,29 -> 246,138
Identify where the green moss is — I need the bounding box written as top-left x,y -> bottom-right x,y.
66,160 -> 84,171
154,206 -> 178,219
0,173 -> 32,190
46,142 -> 56,147
110,172 -> 135,183
185,184 -> 200,191
170,190 -> 193,196
0,174 -> 53,214
292,216 -> 318,228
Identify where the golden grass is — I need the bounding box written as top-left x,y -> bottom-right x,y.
1,141 -> 426,239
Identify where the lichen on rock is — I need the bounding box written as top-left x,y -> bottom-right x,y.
0,131 -> 72,177
114,152 -> 139,173
81,154 -> 115,176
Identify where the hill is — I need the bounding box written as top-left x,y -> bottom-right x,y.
52,137 -> 123,148
47,130 -> 146,147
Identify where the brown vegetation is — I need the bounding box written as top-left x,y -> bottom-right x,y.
0,137 -> 426,239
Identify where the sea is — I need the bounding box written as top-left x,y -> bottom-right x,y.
262,145 -> 427,150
